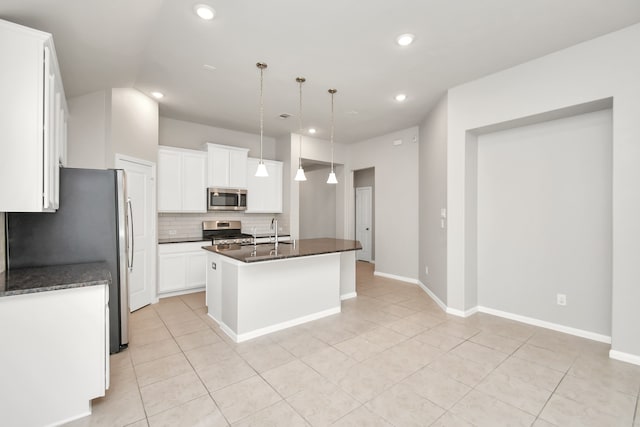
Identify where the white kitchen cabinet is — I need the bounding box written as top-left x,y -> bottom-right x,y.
157,146 -> 207,213
246,157 -> 283,213
205,143 -> 249,189
0,19 -> 67,212
158,242 -> 208,295
0,285 -> 108,426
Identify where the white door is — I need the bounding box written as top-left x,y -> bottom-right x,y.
355,187 -> 372,262
116,155 -> 156,311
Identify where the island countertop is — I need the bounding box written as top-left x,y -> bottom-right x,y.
202,238 -> 362,263
0,262 -> 111,297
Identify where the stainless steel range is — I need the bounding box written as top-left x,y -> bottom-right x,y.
202,220 -> 253,245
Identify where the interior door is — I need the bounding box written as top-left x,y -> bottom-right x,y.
355,186 -> 372,262
116,155 -> 156,311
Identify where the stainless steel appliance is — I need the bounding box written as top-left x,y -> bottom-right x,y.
207,188 -> 247,211
203,220 -> 253,244
5,168 -> 130,354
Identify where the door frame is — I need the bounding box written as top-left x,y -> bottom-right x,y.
355,186 -> 373,263
115,153 -> 158,307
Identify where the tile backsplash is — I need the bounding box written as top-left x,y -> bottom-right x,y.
158,211 -> 289,240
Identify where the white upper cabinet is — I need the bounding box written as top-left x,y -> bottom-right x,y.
0,20 -> 67,212
205,143 -> 249,189
157,146 -> 207,213
246,157 -> 283,213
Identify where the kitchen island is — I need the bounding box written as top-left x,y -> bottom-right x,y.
203,238 -> 361,342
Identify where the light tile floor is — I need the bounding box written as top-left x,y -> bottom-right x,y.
68,262 -> 640,426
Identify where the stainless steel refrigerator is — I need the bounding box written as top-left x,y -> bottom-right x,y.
5,168 -> 130,353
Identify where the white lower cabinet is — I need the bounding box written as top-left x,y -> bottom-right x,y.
158,242 -> 208,295
0,285 -> 108,426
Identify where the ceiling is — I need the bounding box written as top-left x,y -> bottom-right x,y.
2,1 -> 640,143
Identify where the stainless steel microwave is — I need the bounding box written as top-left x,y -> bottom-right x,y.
207,188 -> 247,211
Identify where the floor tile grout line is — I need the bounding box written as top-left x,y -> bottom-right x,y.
120,266 -> 639,427
633,384 -> 640,425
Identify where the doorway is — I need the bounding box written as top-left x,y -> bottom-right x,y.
354,168 -> 375,262
115,154 -> 157,311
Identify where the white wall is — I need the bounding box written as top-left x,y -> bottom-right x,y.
477,110 -> 612,335
447,23 -> 640,359
348,127 -> 419,281
281,133 -> 348,240
66,90 -> 110,169
159,117 -> 276,160
111,88 -> 158,167
299,168 -> 336,239
67,89 -> 158,169
419,96 -> 448,303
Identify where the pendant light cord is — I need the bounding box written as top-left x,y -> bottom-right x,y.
259,65 -> 265,164
330,89 -> 336,173
298,78 -> 304,168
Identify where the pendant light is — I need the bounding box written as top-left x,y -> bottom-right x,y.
255,62 -> 269,177
327,88 -> 338,184
294,77 -> 307,182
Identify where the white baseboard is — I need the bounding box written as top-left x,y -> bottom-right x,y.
446,306 -> 479,318
341,292 -> 357,300
478,306 -> 611,344
374,271 -> 419,285
417,281 -> 447,313
157,286 -> 205,299
609,350 -> 640,366
218,306 -> 342,343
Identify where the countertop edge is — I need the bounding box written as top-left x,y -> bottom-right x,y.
0,262 -> 112,298
202,238 -> 362,264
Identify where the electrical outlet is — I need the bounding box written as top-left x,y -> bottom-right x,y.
425,266 -> 429,275
168,229 -> 177,235
557,294 -> 567,306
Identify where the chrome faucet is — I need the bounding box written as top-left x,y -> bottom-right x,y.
271,217 -> 279,249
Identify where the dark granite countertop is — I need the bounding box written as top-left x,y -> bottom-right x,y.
158,237 -> 211,244
0,262 -> 111,297
202,238 -> 362,263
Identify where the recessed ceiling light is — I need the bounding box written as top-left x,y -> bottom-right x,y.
308,128 -> 317,134
396,33 -> 415,46
151,91 -> 164,99
395,93 -> 407,102
194,4 -> 215,20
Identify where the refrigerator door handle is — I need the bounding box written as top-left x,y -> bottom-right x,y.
127,198 -> 134,271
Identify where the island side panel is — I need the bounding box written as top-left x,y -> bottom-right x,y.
205,251 -> 222,323
235,253 -> 341,340
340,251 -> 357,300
221,261 -> 239,337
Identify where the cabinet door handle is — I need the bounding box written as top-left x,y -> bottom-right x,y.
211,262 -> 216,270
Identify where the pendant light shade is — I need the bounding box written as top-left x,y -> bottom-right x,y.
255,163 -> 269,177
327,88 -> 338,184
255,62 -> 269,177
294,167 -> 307,181
294,77 -> 307,182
